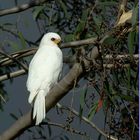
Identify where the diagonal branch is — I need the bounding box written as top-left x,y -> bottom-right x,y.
0,0 -> 48,16
0,47 -> 98,140
61,37 -> 97,48
0,60 -> 138,82
57,103 -> 118,140
0,63 -> 83,140
42,121 -> 87,136
0,50 -> 28,71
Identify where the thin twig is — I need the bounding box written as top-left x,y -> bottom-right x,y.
0,50 -> 28,71
56,103 -> 118,140
104,54 -> 139,60
0,61 -> 138,82
0,49 -> 37,66
61,37 -> 97,48
0,63 -> 84,140
42,121 -> 87,136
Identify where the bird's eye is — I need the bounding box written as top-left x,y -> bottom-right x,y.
51,38 -> 56,41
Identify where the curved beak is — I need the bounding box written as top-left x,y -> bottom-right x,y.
54,39 -> 61,45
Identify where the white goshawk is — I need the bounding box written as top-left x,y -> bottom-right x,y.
27,32 -> 63,125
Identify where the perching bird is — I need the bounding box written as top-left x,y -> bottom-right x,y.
27,32 -> 63,125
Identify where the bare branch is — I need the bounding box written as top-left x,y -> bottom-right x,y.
0,63 -> 83,140
42,121 -> 87,136
103,63 -> 138,69
61,37 -> 97,48
56,103 -> 118,140
0,69 -> 26,81
0,61 -> 137,82
0,50 -> 28,71
0,0 -> 48,16
0,53 -> 138,82
1,33 -> 138,66
104,54 -> 139,60
0,49 -> 36,66
0,37 -> 98,66
0,47 -> 98,140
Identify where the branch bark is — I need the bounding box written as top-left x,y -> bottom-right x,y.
0,54 -> 138,82
0,69 -> 26,81
0,65 -> 83,139
56,103 -> 118,140
42,121 -> 86,136
0,0 -> 48,16
0,47 -> 98,140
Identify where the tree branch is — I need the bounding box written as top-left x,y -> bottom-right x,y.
0,37 -> 97,67
61,37 -> 97,48
0,63 -> 83,140
0,46 -> 98,140
0,54 -> 138,82
0,0 -> 48,16
0,48 -> 37,66
0,50 -> 28,71
42,121 -> 87,136
0,69 -> 26,81
56,103 -> 118,140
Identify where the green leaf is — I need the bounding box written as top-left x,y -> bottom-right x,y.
32,6 -> 45,20
128,31 -> 135,57
81,8 -> 89,21
8,41 -> 19,51
57,0 -> 69,19
79,85 -> 88,119
75,21 -> 85,34
74,9 -> 89,35
88,102 -> 98,120
102,36 -> 117,45
18,32 -> 26,49
117,94 -> 134,102
126,66 -> 131,89
99,2 -> 117,6
93,16 -> 102,27
64,34 -> 74,42
131,3 -> 138,27
104,79 -> 118,109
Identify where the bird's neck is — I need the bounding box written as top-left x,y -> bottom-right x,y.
40,41 -> 58,49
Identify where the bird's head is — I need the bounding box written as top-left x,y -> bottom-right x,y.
41,32 -> 61,47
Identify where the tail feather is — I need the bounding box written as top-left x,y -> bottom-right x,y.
28,91 -> 38,104
33,90 -> 46,125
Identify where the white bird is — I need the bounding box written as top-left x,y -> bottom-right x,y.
26,32 -> 63,125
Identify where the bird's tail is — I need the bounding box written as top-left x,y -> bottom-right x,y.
33,90 -> 46,125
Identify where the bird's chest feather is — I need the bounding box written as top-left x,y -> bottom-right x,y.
31,46 -> 62,68
28,46 -> 63,88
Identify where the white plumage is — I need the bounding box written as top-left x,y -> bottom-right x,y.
27,32 -> 63,125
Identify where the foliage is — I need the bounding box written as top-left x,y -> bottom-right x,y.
0,0 -> 138,140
